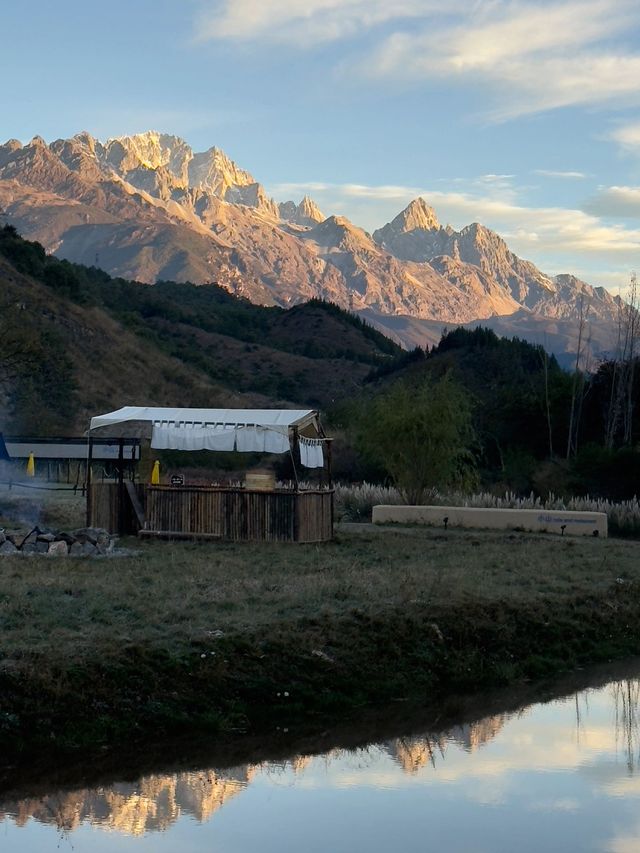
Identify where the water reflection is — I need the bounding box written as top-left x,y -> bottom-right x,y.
1,768 -> 252,835
3,676 -> 640,852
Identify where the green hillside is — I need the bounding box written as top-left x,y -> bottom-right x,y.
0,226 -> 402,433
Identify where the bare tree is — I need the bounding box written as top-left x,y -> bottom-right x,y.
605,272 -> 640,449
566,294 -> 590,459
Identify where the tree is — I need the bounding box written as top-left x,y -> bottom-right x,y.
357,374 -> 477,503
0,300 -> 39,388
605,272 -> 640,449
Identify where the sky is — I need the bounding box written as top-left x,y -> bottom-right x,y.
3,0 -> 640,290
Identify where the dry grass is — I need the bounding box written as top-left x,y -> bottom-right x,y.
335,482 -> 640,536
0,524 -> 637,664
3,485 -> 640,753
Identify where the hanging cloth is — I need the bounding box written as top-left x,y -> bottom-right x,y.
151,425 -> 236,452
299,436 -> 324,468
236,426 -> 290,454
151,424 -> 290,454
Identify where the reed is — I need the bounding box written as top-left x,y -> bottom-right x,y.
334,482 -> 640,536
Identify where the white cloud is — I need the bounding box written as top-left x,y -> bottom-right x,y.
194,0 -> 443,45
609,121 -> 640,152
195,1 -> 640,120
583,185 -> 640,218
366,0 -> 640,119
372,0 -> 628,74
534,170 -> 587,179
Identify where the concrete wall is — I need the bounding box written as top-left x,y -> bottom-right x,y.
372,505 -> 608,538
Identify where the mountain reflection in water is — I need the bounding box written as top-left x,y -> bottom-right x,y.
0,717 -> 508,836
3,675 -> 640,853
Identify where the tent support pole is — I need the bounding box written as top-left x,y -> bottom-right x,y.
291,427 -> 300,491
117,438 -> 125,536
86,435 -> 94,526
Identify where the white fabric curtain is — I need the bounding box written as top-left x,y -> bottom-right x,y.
151,425 -> 236,452
299,437 -> 324,468
151,424 -> 290,454
236,427 -> 289,454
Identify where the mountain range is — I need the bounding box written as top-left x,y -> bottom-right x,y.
0,131 -> 623,361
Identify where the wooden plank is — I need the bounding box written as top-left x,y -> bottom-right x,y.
140,486 -> 334,542
125,480 -> 146,529
139,530 -> 222,541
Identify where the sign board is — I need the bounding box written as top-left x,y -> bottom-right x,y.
170,474 -> 185,486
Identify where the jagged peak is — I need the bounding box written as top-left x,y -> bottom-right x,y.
459,221 -> 505,245
392,197 -> 440,233
71,130 -> 98,149
109,129 -> 186,146
298,195 -> 324,221
308,215 -> 375,250
317,214 -> 352,230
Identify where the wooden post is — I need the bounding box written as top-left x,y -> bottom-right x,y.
86,435 -> 94,526
325,438 -> 334,489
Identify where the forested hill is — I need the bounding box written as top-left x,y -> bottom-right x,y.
335,326 -> 640,500
0,226 -> 401,434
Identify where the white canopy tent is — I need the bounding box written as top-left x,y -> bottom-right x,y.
88,407 -> 326,468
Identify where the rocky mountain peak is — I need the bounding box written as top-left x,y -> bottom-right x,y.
279,195 -> 324,227
372,198 -> 441,256
299,195 -> 324,222
0,128 -> 624,359
309,215 -> 360,244
103,132 -> 193,186
395,197 -> 441,233
188,145 -> 256,199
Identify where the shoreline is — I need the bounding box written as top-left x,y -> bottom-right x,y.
2,526 -> 640,762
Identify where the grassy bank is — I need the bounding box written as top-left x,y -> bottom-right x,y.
2,520 -> 640,755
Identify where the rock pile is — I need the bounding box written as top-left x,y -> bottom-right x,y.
0,527 -> 114,557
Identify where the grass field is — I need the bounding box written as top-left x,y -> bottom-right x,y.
2,485 -> 640,755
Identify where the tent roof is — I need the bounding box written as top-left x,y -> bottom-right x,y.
89,406 -> 319,435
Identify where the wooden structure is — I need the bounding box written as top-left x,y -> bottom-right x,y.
86,407 -> 334,543
89,483 -> 333,543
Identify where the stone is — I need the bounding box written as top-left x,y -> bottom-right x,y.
69,542 -> 84,556
21,543 -> 38,554
36,533 -> 55,543
36,541 -> 50,554
21,530 -> 40,547
72,527 -> 107,546
81,542 -> 97,556
0,531 -> 5,545
55,532 -> 76,546
47,541 -> 69,557
0,541 -> 18,555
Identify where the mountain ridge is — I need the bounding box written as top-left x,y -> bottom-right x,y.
0,131 -> 623,358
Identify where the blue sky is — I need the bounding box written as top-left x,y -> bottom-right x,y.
3,0 -> 640,290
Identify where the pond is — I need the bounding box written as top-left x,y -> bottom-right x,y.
3,665 -> 640,852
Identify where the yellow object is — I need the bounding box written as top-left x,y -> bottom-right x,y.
26,452 -> 35,477
151,460 -> 160,485
245,471 -> 275,491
